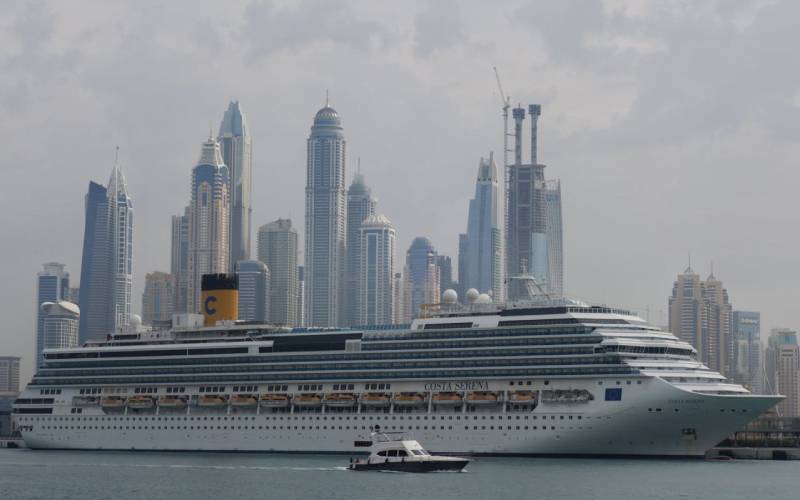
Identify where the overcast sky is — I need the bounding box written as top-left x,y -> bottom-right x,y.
2,0 -> 799,383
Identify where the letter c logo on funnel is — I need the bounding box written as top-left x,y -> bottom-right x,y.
204,296 -> 217,315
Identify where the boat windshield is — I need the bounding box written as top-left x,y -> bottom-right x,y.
411,449 -> 429,456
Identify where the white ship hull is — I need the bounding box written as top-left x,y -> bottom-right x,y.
18,378 -> 780,457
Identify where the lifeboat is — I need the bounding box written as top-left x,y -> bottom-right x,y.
72,396 -> 100,407
293,393 -> 323,407
198,395 -> 228,409
230,394 -> 258,408
393,392 -> 427,407
508,390 -> 537,405
326,393 -> 357,408
100,396 -> 126,410
361,392 -> 391,407
259,393 -> 290,408
432,392 -> 463,406
127,395 -> 155,410
158,396 -> 188,409
466,391 -> 501,405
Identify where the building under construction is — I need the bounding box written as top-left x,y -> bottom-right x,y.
503,103 -> 563,300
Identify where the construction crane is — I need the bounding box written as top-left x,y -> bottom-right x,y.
494,66 -> 513,305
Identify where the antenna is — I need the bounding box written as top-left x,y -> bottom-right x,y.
325,89 -> 329,107
115,145 -> 119,164
357,157 -> 361,174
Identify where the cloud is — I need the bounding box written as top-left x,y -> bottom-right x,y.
413,0 -> 464,57
241,0 -> 387,61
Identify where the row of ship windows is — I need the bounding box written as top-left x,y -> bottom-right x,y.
32,367 -> 636,386
40,344 -> 603,372
372,326 -> 595,342
38,356 -> 627,378
19,414 -> 587,423
43,330 -> 602,367
28,424 -> 586,432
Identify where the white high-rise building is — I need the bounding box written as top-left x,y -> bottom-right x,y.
236,260 -> 269,323
460,154 -> 502,302
345,173 -> 376,326
36,263 -> 70,369
187,137 -> 230,314
218,101 -> 253,267
107,159 -> 134,331
765,329 -> 799,417
358,214 -> 396,326
170,207 -> 190,314
257,219 -> 298,326
544,179 -> 563,297
41,301 -> 80,355
305,104 -> 346,327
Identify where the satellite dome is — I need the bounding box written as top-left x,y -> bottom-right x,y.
130,314 -> 142,328
465,288 -> 479,303
442,289 -> 458,304
476,293 -> 493,304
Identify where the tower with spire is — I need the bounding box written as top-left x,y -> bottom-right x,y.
78,149 -> 133,342
668,263 -> 734,377
218,101 -> 252,268
305,99 -> 346,327
187,136 -> 230,314
460,153 -> 502,302
107,149 -> 134,330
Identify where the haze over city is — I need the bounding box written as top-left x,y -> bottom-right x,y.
2,0 -> 800,384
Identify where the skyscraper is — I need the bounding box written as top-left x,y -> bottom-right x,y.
296,266 -> 305,327
435,255 -> 456,295
668,266 -> 733,376
703,271 -> 733,377
41,301 -> 79,365
506,105 -> 549,300
77,156 -> 134,342
732,310 -> 761,392
358,214 -> 396,326
544,179 -> 563,297
187,137 -> 230,314
765,329 -> 799,417
141,271 -> 174,326
78,181 -> 110,343
236,260 -> 270,322
461,154 -> 502,301
218,101 -> 253,266
668,266 -> 702,351
0,356 -> 20,394
305,103 -> 346,327
257,219 -> 298,326
402,237 -> 440,322
344,173 -> 377,326
170,207 -> 190,314
107,160 -> 134,330
36,263 -> 70,368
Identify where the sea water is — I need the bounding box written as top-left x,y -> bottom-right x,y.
1,448 -> 798,500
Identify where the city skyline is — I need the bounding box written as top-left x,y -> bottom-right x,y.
3,1 -> 800,385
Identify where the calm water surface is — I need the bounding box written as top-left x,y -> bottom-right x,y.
1,448 -> 798,500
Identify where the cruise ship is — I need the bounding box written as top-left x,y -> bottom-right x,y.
13,295 -> 781,457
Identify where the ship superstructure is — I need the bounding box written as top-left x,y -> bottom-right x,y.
13,297 -> 780,456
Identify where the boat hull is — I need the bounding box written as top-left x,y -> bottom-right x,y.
16,379 -> 782,457
350,459 -> 469,472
